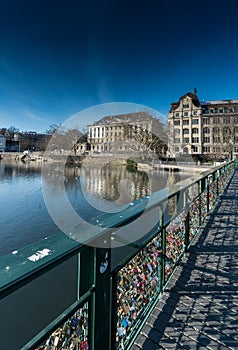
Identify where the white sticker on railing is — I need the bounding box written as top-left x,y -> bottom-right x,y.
27,249 -> 51,262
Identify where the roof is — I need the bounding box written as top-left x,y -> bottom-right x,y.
170,92 -> 200,112
170,92 -> 238,112
89,111 -> 156,126
202,99 -> 238,105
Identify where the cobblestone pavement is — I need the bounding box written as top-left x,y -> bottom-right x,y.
132,168 -> 238,350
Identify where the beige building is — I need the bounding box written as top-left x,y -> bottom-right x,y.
168,90 -> 238,160
87,112 -> 162,155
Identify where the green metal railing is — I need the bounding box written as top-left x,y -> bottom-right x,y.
0,161 -> 236,350
113,161 -> 236,350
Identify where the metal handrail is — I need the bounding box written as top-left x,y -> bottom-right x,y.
0,160 -> 236,350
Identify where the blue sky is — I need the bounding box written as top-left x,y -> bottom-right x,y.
0,0 -> 238,133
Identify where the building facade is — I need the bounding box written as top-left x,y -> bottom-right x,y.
87,112 -> 165,156
168,90 -> 238,160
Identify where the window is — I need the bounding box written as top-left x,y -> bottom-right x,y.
229,108 -> 233,113
214,146 -> 220,152
210,109 -> 214,113
213,127 -> 220,134
213,136 -> 220,143
223,127 -> 231,135
175,112 -> 180,117
203,136 -> 210,143
183,104 -> 189,109
175,147 -> 180,152
203,117 -> 210,124
213,117 -> 220,124
183,119 -> 189,125
183,128 -> 189,134
192,119 -> 199,125
174,120 -> 180,126
192,146 -> 198,152
203,127 -> 210,134
192,128 -> 199,134
219,109 -> 223,113
184,112 -> 188,117
174,138 -> 180,143
223,117 -> 230,124
193,111 -> 197,116
183,138 -> 189,143
174,128 -> 180,136
203,146 -> 210,152
192,137 -> 199,143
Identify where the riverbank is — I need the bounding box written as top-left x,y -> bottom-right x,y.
137,162 -> 212,173
0,152 -> 213,173
0,152 -> 129,167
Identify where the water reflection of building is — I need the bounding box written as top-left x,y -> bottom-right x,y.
0,160 -> 42,179
80,165 -> 152,205
67,165 -> 190,209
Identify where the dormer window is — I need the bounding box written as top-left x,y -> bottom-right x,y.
183,104 -> 189,109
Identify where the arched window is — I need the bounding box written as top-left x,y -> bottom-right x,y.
223,127 -> 231,142
223,127 -> 231,135
203,127 -> 210,134
183,128 -> 189,134
213,127 -> 220,134
192,128 -> 199,134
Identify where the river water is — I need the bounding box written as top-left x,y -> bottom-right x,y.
0,159 -> 189,256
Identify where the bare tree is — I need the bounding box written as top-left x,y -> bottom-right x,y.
45,124 -> 62,135
124,117 -> 168,160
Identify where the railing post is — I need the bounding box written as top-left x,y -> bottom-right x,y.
201,177 -> 206,192
216,169 -> 219,197
111,271 -> 118,349
207,182 -> 210,214
185,208 -> 190,251
160,205 -> 166,288
198,180 -> 202,226
94,243 -> 113,350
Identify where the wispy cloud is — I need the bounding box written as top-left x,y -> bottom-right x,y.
0,57 -> 22,78
97,78 -> 113,104
20,108 -> 45,122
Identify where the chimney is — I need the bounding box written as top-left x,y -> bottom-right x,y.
194,87 -> 197,95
